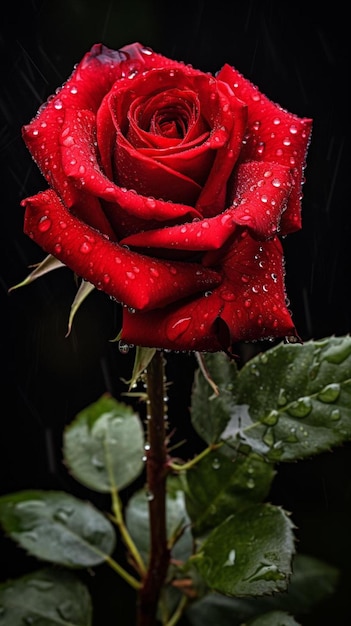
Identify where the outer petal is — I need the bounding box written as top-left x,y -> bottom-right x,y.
120,232 -> 296,352
217,64 -> 312,234
22,190 -> 221,310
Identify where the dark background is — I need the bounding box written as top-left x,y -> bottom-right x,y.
0,1 -> 350,624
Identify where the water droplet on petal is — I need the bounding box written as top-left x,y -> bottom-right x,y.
167,317 -> 191,341
38,215 -> 51,232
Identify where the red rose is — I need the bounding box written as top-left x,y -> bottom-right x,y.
21,42 -> 312,353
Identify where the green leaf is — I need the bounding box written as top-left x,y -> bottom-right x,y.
246,611 -> 300,626
191,503 -> 295,597
0,490 -> 116,568
8,254 -> 65,292
192,337 -> 351,462
191,352 -> 239,444
125,478 -> 193,566
125,346 -> 156,390
186,553 -> 339,625
66,280 -> 95,337
63,394 -> 144,492
0,567 -> 92,625
183,449 -> 275,536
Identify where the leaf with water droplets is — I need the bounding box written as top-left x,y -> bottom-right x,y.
0,491 -> 116,567
185,553 -> 339,626
191,336 -> 351,462
183,449 -> 275,536
191,503 -> 294,597
125,477 -> 193,566
0,567 -> 92,625
63,394 -> 144,492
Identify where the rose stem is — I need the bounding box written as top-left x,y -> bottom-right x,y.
136,350 -> 170,626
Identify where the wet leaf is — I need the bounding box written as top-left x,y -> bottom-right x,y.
125,478 -> 193,565
185,553 -> 339,625
63,393 -> 144,492
0,490 -> 116,567
183,449 -> 275,536
191,503 -> 294,597
191,337 -> 351,462
0,567 -> 92,625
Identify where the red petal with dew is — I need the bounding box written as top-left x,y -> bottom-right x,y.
217,64 -> 312,234
22,189 -> 221,311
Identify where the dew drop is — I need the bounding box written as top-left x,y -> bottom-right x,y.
91,454 -> 105,470
38,215 -> 51,232
317,383 -> 341,403
212,458 -> 221,469
262,409 -> 279,426
118,340 -> 130,354
323,338 -> 351,364
263,427 -> 275,447
223,549 -> 236,566
287,396 -> 312,418
149,266 -> 159,277
330,409 -> 341,421
277,388 -> 287,406
56,601 -> 75,620
79,241 -> 92,254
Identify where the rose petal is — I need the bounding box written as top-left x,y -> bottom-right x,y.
229,161 -> 292,238
120,232 -> 296,352
60,108 -> 202,223
121,161 -> 292,251
195,80 -> 248,216
217,64 -> 312,234
22,189 -> 221,310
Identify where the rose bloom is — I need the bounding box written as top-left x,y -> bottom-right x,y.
21,43 -> 312,353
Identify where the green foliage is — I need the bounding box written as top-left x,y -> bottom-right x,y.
190,503 -> 295,597
191,336 -> 351,461
0,490 -> 116,568
63,393 -> 145,492
0,568 -> 92,626
1,336 -> 349,624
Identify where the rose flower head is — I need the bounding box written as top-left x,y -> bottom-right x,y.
21,42 -> 312,354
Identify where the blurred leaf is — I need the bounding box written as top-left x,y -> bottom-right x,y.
0,490 -> 116,568
246,611 -> 300,625
191,337 -> 351,462
8,254 -> 65,292
66,279 -> 95,337
186,553 -> 339,625
125,478 -> 193,566
63,393 -> 144,492
183,449 -> 275,536
0,567 -> 92,625
191,503 -> 294,597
